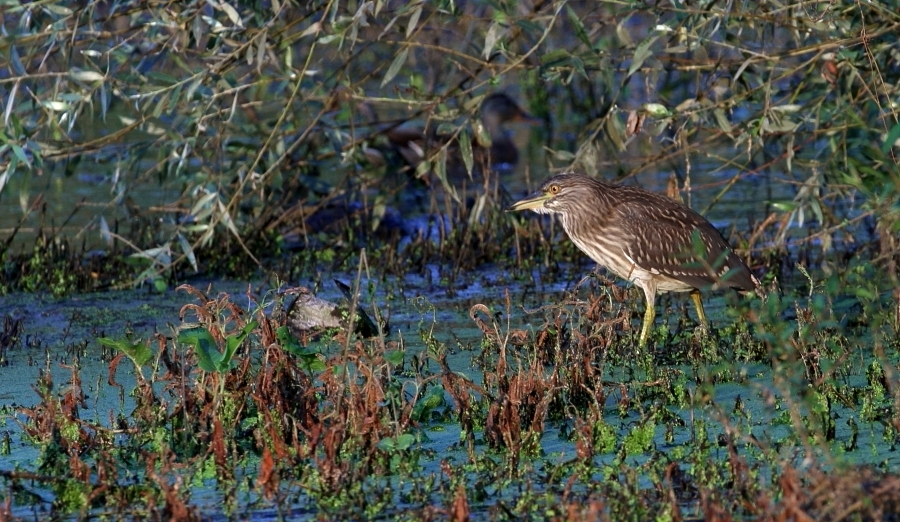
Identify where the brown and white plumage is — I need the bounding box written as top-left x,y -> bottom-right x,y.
508,173 -> 760,347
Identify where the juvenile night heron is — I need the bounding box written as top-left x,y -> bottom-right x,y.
508,173 -> 761,347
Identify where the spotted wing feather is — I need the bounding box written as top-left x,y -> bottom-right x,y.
613,187 -> 757,291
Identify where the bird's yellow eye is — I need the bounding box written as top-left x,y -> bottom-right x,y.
548,184 -> 560,195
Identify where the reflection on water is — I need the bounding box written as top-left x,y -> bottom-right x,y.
0,162 -> 184,251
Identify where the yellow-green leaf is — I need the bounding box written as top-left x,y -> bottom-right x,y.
70,70 -> 105,82
381,47 -> 408,87
459,128 -> 474,178
406,2 -> 422,38
628,35 -> 659,77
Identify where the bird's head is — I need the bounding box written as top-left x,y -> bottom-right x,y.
480,93 -> 540,129
506,173 -> 597,215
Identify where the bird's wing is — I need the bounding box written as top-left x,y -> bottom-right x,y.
614,196 -> 756,291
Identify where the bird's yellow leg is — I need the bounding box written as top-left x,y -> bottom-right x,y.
639,299 -> 655,348
690,290 -> 709,329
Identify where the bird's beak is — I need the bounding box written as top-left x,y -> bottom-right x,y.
506,191 -> 551,212
512,110 -> 542,125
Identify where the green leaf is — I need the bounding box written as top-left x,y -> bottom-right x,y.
605,115 -> 626,152
628,35 -> 659,78
566,54 -> 588,80
100,82 -> 109,121
306,358 -> 326,372
146,72 -> 179,85
514,19 -> 542,34
381,47 -> 408,87
642,103 -> 669,118
219,1 -> 243,27
458,128 -> 473,177
549,148 -> 576,161
11,144 -> 30,168
566,5 -> 592,49
385,350 -> 405,366
405,2 -> 422,38
69,70 -> 105,82
713,108 -> 732,133
99,338 -> 153,366
44,3 -> 73,15
483,21 -> 501,59
153,278 -> 168,292
220,320 -> 257,372
42,100 -> 69,111
6,155 -> 19,179
177,232 -> 198,273
377,433 -> 416,452
168,83 -> 183,115
855,286 -> 876,301
434,147 -> 460,203
186,75 -> 205,101
690,229 -> 706,258
9,46 -> 26,76
0,168 -> 9,197
412,384 -> 446,422
179,327 -> 220,372
882,122 -> 900,154
276,326 -> 325,372
540,48 -> 569,66
152,92 -> 170,118
770,200 -> 798,212
277,326 -> 311,355
394,433 -> 416,450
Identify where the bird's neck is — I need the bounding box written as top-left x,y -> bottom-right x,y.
482,114 -> 508,141
558,183 -> 617,233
